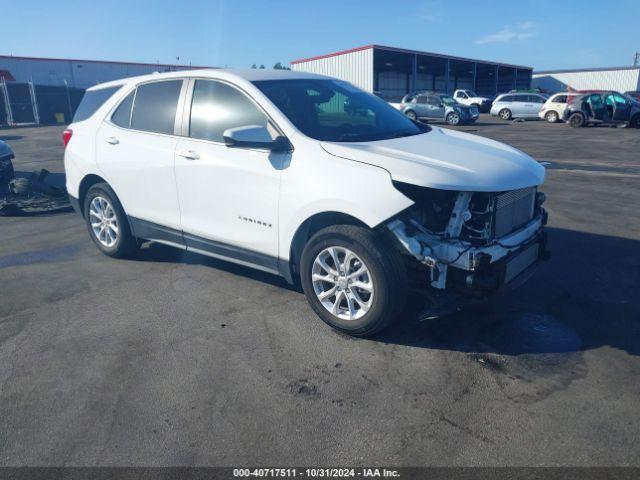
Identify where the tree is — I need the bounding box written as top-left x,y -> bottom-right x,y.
259,64 -> 265,69
251,64 -> 257,69
273,62 -> 291,70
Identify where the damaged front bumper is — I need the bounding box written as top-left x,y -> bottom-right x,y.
388,212 -> 550,296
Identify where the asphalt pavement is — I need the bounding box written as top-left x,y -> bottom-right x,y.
1,117 -> 639,466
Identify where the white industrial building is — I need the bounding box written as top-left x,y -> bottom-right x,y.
0,55 -> 212,89
532,66 -> 640,93
0,55 -> 214,126
291,44 -> 533,101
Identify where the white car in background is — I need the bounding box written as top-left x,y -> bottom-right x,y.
538,92 -> 580,123
64,69 -> 548,337
453,89 -> 493,112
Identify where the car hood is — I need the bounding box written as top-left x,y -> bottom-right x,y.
321,127 -> 545,192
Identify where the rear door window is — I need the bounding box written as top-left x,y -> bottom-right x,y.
130,80 -> 183,135
612,93 -> 629,106
73,86 -> 121,122
553,95 -> 567,104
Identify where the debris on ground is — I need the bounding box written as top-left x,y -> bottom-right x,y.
1,169 -> 71,216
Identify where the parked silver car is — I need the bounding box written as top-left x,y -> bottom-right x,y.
400,92 -> 479,125
490,93 -> 547,120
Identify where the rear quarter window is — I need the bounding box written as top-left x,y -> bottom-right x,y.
72,86 -> 121,122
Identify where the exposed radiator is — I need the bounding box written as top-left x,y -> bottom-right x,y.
494,187 -> 536,238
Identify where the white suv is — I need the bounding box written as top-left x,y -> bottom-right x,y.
64,69 -> 548,337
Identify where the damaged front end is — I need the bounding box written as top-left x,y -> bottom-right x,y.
386,182 -> 550,302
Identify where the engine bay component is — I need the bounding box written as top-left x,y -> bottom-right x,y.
388,183 -> 547,293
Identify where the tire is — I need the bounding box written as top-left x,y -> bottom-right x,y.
499,108 -> 512,120
631,114 -> 640,129
569,112 -> 585,128
446,112 -> 461,126
545,111 -> 559,123
299,225 -> 408,337
83,182 -> 138,258
405,110 -> 417,121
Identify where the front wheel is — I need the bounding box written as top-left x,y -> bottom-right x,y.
84,183 -> 138,258
499,108 -> 512,120
569,112 -> 585,128
631,114 -> 640,129
446,112 -> 461,125
300,225 -> 408,337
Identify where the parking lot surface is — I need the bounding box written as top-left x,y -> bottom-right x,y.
1,117 -> 639,466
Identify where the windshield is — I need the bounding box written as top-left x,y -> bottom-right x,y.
253,79 -> 428,142
441,96 -> 457,106
466,90 -> 478,97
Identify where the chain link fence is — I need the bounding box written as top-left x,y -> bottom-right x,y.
0,79 -> 84,126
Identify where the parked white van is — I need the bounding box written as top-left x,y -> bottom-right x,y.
64,69 -> 548,336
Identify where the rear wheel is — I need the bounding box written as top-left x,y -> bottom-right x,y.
405,110 -> 417,121
631,114 -> 640,129
84,183 -> 138,258
545,111 -> 559,123
446,112 -> 461,125
300,225 -> 408,337
499,108 -> 512,120
569,112 -> 585,128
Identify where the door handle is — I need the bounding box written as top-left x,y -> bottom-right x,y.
105,136 -> 119,145
177,150 -> 200,160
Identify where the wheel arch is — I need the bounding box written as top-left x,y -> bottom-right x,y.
78,173 -> 109,217
283,211 -> 369,284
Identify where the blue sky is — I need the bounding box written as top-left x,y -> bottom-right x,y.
2,0 -> 639,71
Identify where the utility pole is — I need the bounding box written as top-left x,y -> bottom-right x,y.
634,52 -> 640,67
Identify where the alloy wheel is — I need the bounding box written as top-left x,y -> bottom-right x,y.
311,246 -> 374,321
89,196 -> 119,248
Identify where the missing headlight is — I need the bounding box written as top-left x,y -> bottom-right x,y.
392,182 -> 457,234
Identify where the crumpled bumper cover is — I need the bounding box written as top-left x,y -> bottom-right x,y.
388,212 -> 550,296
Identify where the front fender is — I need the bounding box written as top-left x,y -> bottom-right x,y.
277,141 -> 413,261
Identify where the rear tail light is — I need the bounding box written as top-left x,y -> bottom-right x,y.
62,129 -> 73,148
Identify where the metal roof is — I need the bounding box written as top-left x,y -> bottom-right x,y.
290,44 -> 532,70
534,66 -> 640,74
0,54 -> 213,70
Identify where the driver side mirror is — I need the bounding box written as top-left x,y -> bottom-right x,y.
223,125 -> 291,152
